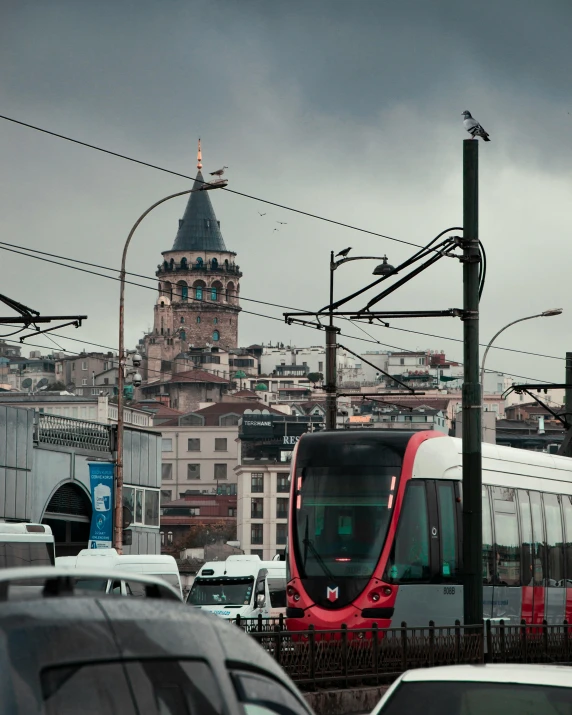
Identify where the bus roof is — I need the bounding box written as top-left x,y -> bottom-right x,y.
0,523 -> 52,536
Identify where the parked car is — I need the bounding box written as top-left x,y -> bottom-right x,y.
0,566 -> 182,601
370,663 -> 572,714
0,567 -> 314,714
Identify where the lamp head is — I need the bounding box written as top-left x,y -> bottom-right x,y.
541,309 -> 563,317
372,255 -> 395,276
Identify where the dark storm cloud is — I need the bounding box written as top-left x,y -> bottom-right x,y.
0,0 -> 571,382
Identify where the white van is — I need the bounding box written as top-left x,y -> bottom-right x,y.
0,523 -> 55,568
187,555 -> 286,620
56,548 -> 182,598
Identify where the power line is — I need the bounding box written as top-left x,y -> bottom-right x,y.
0,239 -> 564,364
0,243 -> 557,384
0,113 -> 429,252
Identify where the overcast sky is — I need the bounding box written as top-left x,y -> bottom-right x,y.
1,0 -> 571,384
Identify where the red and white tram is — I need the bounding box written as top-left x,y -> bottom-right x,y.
286,430 -> 572,631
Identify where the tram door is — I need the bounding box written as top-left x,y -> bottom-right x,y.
490,487 -> 521,624
541,494 -> 565,624
482,487 -> 494,620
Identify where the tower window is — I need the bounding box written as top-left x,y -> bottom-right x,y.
211,287 -> 217,301
195,286 -> 203,301
181,285 -> 188,300
214,318 -> 218,324
196,257 -> 203,267
211,258 -> 218,270
180,317 -> 185,323
213,330 -> 220,342
197,316 -> 201,324
180,330 -> 186,341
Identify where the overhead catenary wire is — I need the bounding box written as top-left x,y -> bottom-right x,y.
0,114 -> 558,385
0,112 -> 447,254
0,246 -> 558,385
0,240 -> 562,364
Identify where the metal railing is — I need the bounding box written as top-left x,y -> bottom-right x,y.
36,413 -> 112,452
233,618 -> 572,689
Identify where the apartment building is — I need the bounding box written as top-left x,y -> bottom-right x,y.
236,414 -> 323,559
156,401 -> 283,502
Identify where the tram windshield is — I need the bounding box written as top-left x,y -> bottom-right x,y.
293,437 -> 402,579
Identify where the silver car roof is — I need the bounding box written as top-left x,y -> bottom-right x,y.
0,566 -> 182,600
401,663 -> 572,687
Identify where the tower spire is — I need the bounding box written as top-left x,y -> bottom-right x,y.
197,138 -> 202,170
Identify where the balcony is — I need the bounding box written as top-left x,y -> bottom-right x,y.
157,261 -> 241,276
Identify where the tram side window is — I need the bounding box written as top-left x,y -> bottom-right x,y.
385,482 -> 430,583
492,487 -> 520,586
544,494 -> 565,587
563,496 -> 572,587
482,487 -> 494,584
437,482 -> 458,580
518,490 -> 534,587
529,491 -> 546,587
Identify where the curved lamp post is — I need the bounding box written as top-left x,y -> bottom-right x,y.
480,308 -> 563,398
115,178 -> 226,552
323,253 -> 396,429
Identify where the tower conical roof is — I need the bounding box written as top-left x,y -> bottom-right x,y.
171,170 -> 227,252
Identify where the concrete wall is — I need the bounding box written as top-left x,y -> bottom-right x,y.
0,406 -> 34,520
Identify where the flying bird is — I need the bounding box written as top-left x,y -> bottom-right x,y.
258,212 -> 266,216
462,111 -> 490,141
336,247 -> 352,258
277,221 -> 287,225
273,228 -> 279,232
210,166 -> 228,177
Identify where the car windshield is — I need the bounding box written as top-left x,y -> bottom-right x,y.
188,576 -> 254,606
378,680 -> 572,715
0,542 -> 54,568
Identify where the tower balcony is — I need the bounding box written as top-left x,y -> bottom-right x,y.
156,258 -> 241,277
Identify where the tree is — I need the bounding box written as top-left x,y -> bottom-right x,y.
174,520 -> 237,551
307,372 -> 324,386
45,381 -> 66,391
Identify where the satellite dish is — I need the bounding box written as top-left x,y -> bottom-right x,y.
21,378 -> 32,389
36,378 -> 49,389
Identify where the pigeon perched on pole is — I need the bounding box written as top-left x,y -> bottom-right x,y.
462,111 -> 490,141
336,247 -> 352,258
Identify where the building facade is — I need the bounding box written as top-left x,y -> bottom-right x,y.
0,405 -> 161,556
236,414 -> 323,559
0,393 -> 151,427
156,401 -> 284,501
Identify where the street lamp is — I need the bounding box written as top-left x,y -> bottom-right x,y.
324,253 -> 396,429
480,308 -> 563,397
115,177 -> 226,553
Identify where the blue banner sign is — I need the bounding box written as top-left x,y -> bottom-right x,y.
88,462 -> 115,549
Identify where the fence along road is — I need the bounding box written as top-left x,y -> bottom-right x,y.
234,616 -> 572,690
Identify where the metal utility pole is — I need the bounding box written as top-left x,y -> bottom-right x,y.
462,139 -> 483,626
325,251 -> 337,430
566,353 -> 572,420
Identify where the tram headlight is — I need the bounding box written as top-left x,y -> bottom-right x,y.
382,586 -> 392,597
371,592 -> 380,602
294,593 -> 300,602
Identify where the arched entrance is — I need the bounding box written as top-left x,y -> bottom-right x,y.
42,482 -> 92,557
